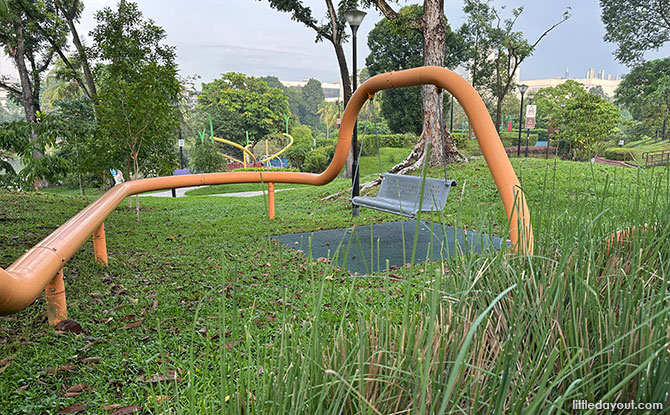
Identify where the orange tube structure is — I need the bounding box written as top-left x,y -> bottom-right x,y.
268,183 -> 275,219
93,222 -> 108,266
45,269 -> 66,325
0,66 -> 532,320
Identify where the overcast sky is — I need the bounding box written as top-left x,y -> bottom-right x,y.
2,0 -> 669,85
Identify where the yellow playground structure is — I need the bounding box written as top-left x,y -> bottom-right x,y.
201,115 -> 294,169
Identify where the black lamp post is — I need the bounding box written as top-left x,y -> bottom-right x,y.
524,92 -> 534,158
517,84 -> 528,157
345,8 -> 366,217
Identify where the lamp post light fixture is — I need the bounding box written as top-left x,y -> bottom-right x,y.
345,8 -> 366,217
525,92 -> 534,158
517,84 -> 528,157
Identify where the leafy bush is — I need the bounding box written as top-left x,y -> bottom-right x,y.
285,143 -> 311,170
499,131 -> 538,147
603,147 -> 636,161
190,141 -> 225,173
302,145 -> 335,173
452,132 -> 468,148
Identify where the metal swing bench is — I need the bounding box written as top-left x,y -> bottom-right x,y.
352,174 -> 456,217
350,91 -> 457,218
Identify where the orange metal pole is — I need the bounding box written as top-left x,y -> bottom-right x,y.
268,183 -> 275,219
45,269 -> 66,326
0,66 -> 532,317
93,222 -> 108,266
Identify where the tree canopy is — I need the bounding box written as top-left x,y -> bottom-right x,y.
298,78 -> 325,130
460,0 -> 570,132
555,93 -> 620,160
534,80 -> 587,123
366,4 -> 464,135
198,73 -> 289,144
600,0 -> 670,66
93,1 -> 181,181
615,58 -> 670,138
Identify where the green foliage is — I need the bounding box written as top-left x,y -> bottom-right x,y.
0,119 -> 70,188
96,63 -> 181,178
366,5 -> 464,135
48,98 -> 100,194
534,80 -> 588,122
498,131 -> 538,147
600,0 -> 670,66
298,78 -> 324,129
92,2 -> 181,180
615,59 -> 670,139
90,1 -> 175,79
603,147 -> 635,161
356,119 -> 391,136
555,93 -> 621,160
452,132 -> 468,148
302,145 -> 335,173
190,140 -> 225,173
198,73 -> 289,145
460,0 -> 569,130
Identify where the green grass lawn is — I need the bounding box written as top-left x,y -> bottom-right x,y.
1,157 -> 669,414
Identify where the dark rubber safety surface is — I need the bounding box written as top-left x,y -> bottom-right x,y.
272,220 -> 507,274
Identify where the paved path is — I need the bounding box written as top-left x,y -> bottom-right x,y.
140,186 -> 295,198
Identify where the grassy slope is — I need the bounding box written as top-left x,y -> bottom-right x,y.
1,157 -> 669,413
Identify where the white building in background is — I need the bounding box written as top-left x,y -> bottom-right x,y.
520,67 -> 622,98
280,79 -> 343,102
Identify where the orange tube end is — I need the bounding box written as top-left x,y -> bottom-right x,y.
93,223 -> 108,266
268,183 -> 275,219
45,269 -> 67,326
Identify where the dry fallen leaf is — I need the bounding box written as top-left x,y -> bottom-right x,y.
58,403 -> 86,414
102,404 -> 121,410
65,383 -> 90,394
122,320 -> 142,329
54,320 -> 87,335
108,405 -> 142,415
16,385 -> 28,392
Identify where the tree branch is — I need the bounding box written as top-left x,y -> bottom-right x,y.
16,0 -> 92,99
375,0 -> 398,21
0,80 -> 21,96
324,0 -> 339,43
531,11 -> 570,48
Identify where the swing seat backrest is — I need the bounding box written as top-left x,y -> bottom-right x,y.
352,173 -> 457,217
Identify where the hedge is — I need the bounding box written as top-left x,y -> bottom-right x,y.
603,147 -> 636,161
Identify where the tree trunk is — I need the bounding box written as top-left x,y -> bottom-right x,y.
420,0 -> 463,166
10,19 -> 45,188
495,97 -> 504,133
56,0 -> 97,99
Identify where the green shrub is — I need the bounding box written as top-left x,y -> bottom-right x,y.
302,145 -> 335,173
499,131 -> 538,147
285,143 -> 311,170
603,147 -> 636,161
452,132 -> 468,148
190,141 -> 225,173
